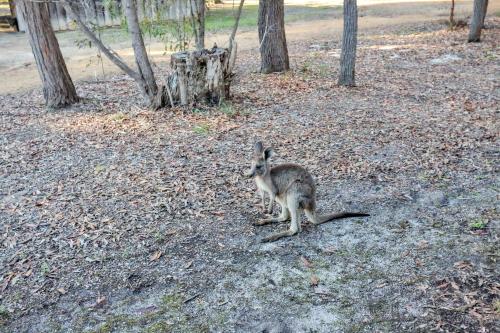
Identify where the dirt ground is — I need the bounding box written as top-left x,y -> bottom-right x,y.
1,4 -> 499,333
1,0 -> 499,94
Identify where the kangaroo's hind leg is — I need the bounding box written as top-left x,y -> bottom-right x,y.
261,198 -> 300,242
255,202 -> 289,226
304,209 -> 320,225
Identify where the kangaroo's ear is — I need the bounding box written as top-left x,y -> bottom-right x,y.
254,141 -> 264,153
263,147 -> 274,160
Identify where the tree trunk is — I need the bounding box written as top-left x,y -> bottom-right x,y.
190,0 -> 205,50
150,0 -> 158,19
468,0 -> 488,42
449,0 -> 455,29
83,0 -> 98,25
158,48 -> 231,107
228,0 -> 245,73
481,0 -> 488,29
16,0 -> 78,108
338,0 -> 358,87
124,0 -> 158,104
196,0 -> 205,49
258,0 -> 289,73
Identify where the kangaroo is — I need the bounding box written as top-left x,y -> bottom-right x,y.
245,142 -> 369,242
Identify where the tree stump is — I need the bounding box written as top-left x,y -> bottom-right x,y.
160,47 -> 232,107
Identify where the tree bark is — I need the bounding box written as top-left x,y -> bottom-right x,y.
258,0 -> 289,73
190,0 -> 205,50
449,0 -> 455,29
468,0 -> 488,42
481,0 -> 488,29
338,0 -> 358,87
16,0 -> 78,108
124,0 -> 158,104
229,0 -> 244,55
83,0 -> 98,25
163,48 -> 231,106
228,0 -> 245,73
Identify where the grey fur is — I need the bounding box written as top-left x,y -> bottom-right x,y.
245,142 -> 369,242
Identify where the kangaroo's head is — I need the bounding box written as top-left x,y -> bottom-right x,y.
245,141 -> 274,178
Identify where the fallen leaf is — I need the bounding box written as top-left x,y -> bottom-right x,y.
300,256 -> 313,269
310,275 -> 319,286
150,251 -> 162,261
94,295 -> 106,307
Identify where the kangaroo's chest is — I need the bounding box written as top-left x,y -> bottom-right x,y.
255,177 -> 272,194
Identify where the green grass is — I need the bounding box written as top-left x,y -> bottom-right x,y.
193,123 -> 211,135
0,305 -> 10,326
219,101 -> 236,117
469,218 -> 488,230
205,5 -> 339,32
205,5 -> 259,32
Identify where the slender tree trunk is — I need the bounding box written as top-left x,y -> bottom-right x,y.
150,0 -> 157,19
449,0 -> 455,29
124,0 -> 158,104
190,0 -> 205,50
468,0 -> 488,42
83,0 -> 98,25
258,0 -> 289,73
17,0 -> 78,108
229,0 -> 245,55
228,0 -> 245,72
197,0 -> 205,49
481,0 -> 488,29
338,0 -> 357,87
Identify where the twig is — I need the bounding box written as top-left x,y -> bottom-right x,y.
33,280 -> 50,293
165,81 -> 174,108
424,300 -> 478,312
184,293 -> 200,303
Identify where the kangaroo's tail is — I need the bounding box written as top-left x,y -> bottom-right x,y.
317,212 -> 370,224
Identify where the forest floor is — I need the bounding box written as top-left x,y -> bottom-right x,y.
1,16 -> 499,333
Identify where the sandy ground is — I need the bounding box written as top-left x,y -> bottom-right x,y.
0,0 -> 497,94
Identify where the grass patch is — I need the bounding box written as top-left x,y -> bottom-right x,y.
144,320 -> 172,333
469,218 -> 488,230
193,123 -> 211,135
219,101 -> 236,117
205,5 -> 339,32
0,305 -> 10,326
93,314 -> 138,333
160,293 -> 183,311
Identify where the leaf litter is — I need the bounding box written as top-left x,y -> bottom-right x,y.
0,19 -> 499,332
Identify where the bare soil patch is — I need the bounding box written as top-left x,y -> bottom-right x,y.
1,19 -> 499,333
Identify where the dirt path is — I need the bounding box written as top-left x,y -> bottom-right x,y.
1,0 -> 497,94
